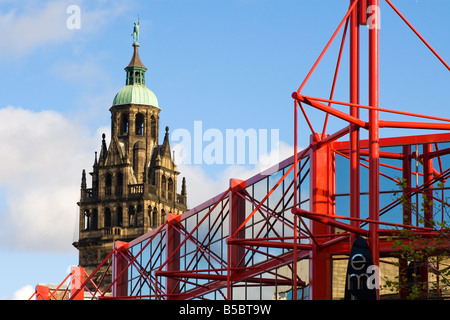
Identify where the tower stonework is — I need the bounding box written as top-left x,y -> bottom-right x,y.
73,40 -> 187,283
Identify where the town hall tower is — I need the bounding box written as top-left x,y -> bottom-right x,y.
73,32 -> 187,281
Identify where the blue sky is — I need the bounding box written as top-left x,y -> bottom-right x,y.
0,0 -> 448,299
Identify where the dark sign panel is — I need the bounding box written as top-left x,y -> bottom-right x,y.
344,236 -> 378,300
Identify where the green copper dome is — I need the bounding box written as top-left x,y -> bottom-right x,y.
112,41 -> 158,108
112,85 -> 159,108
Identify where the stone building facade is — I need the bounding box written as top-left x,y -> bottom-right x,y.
73,40 -> 187,283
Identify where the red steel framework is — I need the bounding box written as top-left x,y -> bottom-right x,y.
31,0 -> 449,300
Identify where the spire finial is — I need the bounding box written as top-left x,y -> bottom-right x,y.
181,177 -> 187,196
81,169 -> 87,189
164,126 -> 170,142
101,133 -> 107,160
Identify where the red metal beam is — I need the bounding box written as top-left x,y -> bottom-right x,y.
35,285 -> 50,301
293,208 -> 368,236
70,266 -> 85,300
166,214 -> 181,298
227,238 -> 313,251
340,148 -> 404,159
334,132 -> 450,150
349,0 -> 361,244
368,2 -> 380,300
379,120 -> 450,131
300,95 -> 450,124
227,179 -> 246,299
293,92 -> 367,128
308,133 -> 335,300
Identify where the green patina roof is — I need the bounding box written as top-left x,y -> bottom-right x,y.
112,41 -> 159,108
112,85 -> 159,108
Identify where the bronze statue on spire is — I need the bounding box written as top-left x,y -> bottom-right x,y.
132,17 -> 140,44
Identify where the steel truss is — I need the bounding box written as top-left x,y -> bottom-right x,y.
31,0 -> 449,300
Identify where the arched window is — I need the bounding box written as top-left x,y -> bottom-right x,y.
120,113 -> 129,135
161,175 -> 166,198
135,113 -> 145,135
152,207 -> 158,226
116,207 -> 123,227
136,204 -> 143,227
105,173 -> 112,196
90,209 -> 98,230
161,209 -> 166,223
134,71 -> 141,84
148,205 -> 152,225
104,208 -> 111,227
168,178 -> 174,200
116,172 -> 123,196
150,115 -> 156,139
84,209 -> 90,230
133,142 -> 145,180
129,205 -> 136,227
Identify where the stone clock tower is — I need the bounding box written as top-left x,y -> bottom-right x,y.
73,34 -> 187,285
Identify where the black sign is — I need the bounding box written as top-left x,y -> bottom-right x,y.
344,236 -> 378,300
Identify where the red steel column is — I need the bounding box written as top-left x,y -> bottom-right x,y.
309,134 -> 335,300
112,241 -> 129,298
368,0 -> 380,299
349,0 -> 361,242
227,179 -> 246,300
422,144 -> 434,227
36,284 -> 49,300
293,98 -> 299,300
70,266 -> 85,300
421,143 -> 433,298
400,145 -> 412,299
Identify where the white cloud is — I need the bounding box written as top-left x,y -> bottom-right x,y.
0,0 -> 129,58
0,106 -> 99,252
0,1 -> 73,57
11,285 -> 35,300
